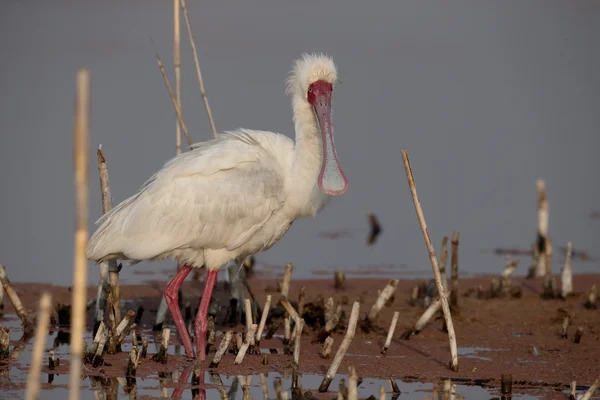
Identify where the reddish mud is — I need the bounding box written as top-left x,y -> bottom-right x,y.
1,273 -> 599,396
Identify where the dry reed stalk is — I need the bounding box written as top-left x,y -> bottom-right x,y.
70,68 -> 90,400
90,321 -> 105,356
561,242 -> 573,298
152,44 -> 193,148
439,236 -> 449,291
348,366 -> 358,400
450,232 -> 460,308
569,381 -> 577,400
318,301 -> 360,392
321,336 -> 334,358
401,292 -> 447,339
255,295 -> 271,344
0,265 -> 34,333
115,310 -> 135,338
535,180 -> 549,276
180,0 -> 217,137
501,373 -> 512,400
574,326 -> 584,344
334,271 -> 346,290
379,386 -> 386,400
280,263 -> 293,299
292,318 -> 304,368
500,257 -> 519,296
0,283 -> 4,314
280,295 -> 301,322
401,150 -> 458,371
210,330 -> 232,368
244,299 -> 255,346
173,0 -> 182,155
581,376 -> 600,400
126,346 -> 140,378
585,284 -> 597,309
96,147 -> 122,334
381,311 -> 399,354
141,338 -> 148,359
561,316 -> 570,339
234,323 -> 257,364
283,317 -> 291,346
25,293 -> 52,400
298,286 -> 306,315
152,328 -> 170,364
365,279 -> 398,327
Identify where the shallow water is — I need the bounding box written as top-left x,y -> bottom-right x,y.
1,1 -> 599,287
0,317 -> 589,400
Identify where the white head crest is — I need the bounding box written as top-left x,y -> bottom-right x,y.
285,53 -> 338,98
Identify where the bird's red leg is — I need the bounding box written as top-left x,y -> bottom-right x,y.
164,264 -> 194,358
194,269 -> 218,361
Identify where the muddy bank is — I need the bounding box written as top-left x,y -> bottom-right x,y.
2,273 -> 600,391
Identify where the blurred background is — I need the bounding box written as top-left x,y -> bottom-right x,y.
0,0 -> 598,285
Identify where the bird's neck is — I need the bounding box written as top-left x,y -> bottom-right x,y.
289,96 -> 329,215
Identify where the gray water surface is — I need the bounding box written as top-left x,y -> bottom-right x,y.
1,0 -> 599,286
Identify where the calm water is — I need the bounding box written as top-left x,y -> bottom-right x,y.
1,0 -> 599,286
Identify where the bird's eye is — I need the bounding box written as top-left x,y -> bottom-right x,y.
308,87 -> 312,92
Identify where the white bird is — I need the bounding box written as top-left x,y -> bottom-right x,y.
86,53 -> 349,361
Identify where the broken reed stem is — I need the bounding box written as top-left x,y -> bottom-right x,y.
283,317 -> 291,344
581,376 -> 600,400
0,265 -> 34,333
173,0 -> 182,155
97,147 -> 121,329
401,149 -> 458,372
255,295 -> 271,343
180,0 -> 217,137
25,292 -> 52,400
367,279 -> 398,322
381,311 -> 399,354
126,346 -> 140,377
210,330 -> 232,368
348,366 -> 358,400
561,242 -> 573,298
450,232 -> 460,308
152,42 -> 193,148
70,68 -> 90,400
318,301 -> 360,392
501,373 -> 512,399
260,373 -> 269,399
280,295 -> 301,322
280,263 -> 293,299
570,381 -> 577,400
439,236 -> 449,291
536,180 -> 549,277
321,336 -> 334,358
234,324 -> 257,364
244,299 -> 255,346
293,319 -> 304,368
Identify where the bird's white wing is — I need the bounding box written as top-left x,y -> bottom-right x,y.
87,131 -> 291,261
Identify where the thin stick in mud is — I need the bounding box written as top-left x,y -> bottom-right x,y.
96,147 -> 122,337
580,376 -> 600,400
280,263 -> 293,299
70,67 -> 90,400
535,180 -> 550,277
0,265 -> 34,334
234,323 -> 257,364
255,295 -> 271,345
439,236 -> 449,291
180,0 -> 217,137
561,241 -> 573,298
210,330 -> 233,368
25,292 -> 52,400
450,232 -> 460,308
293,318 -> 304,368
364,279 -> 398,327
319,301 -> 360,392
381,311 -> 399,354
401,149 -> 459,371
